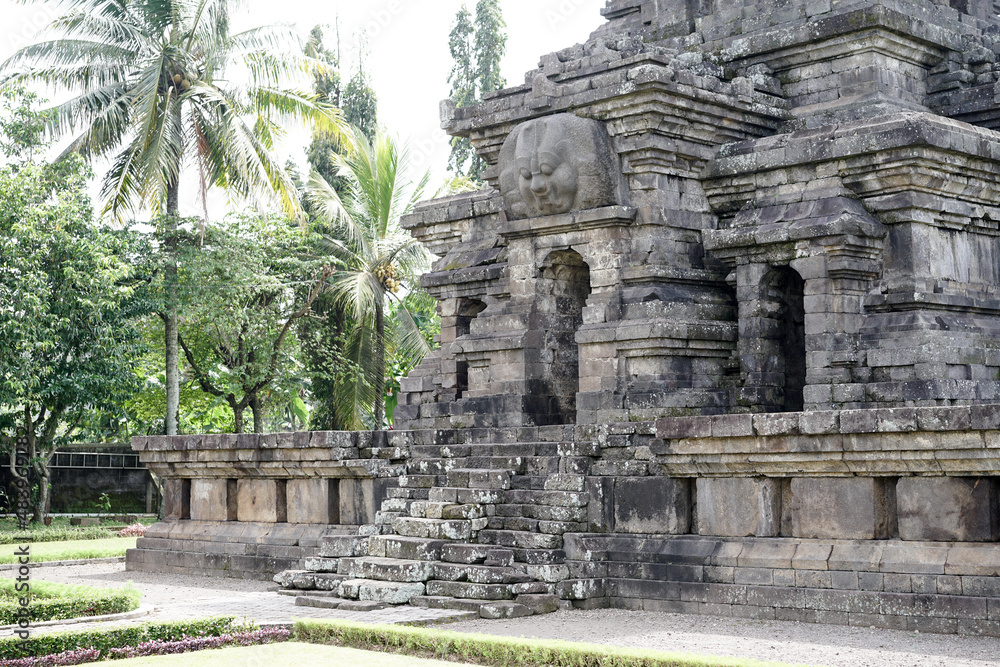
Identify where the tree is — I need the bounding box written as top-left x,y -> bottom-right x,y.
174,216 -> 333,433
1,0 -> 342,436
0,89 -> 152,521
448,0 -> 507,180
307,128 -> 433,429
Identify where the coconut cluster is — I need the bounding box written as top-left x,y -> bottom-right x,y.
375,264 -> 402,294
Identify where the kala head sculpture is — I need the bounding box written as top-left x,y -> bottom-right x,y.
499,113 -> 623,219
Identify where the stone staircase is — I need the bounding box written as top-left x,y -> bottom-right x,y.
274,434 -> 599,618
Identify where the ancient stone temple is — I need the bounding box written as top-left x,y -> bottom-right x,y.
131,0 -> 1000,632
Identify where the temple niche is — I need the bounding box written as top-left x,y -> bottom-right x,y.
134,0 -> 1000,634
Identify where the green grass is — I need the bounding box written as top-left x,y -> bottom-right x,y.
293,620 -> 815,667
107,642 -> 469,666
0,536 -> 136,563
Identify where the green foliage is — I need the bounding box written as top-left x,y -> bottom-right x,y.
474,0 -> 508,96
0,0 -> 342,220
293,620 -> 801,667
0,523 -> 117,544
0,580 -> 140,624
306,129 -> 433,429
448,0 -> 507,180
0,87 -> 154,518
174,215 -> 331,433
0,616 -> 250,660
343,69 -> 378,143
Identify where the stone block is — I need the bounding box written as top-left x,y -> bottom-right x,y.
897,477 -> 999,542
163,478 -> 190,521
784,478 -> 895,539
340,478 -> 393,526
696,478 -> 781,537
613,477 -> 691,534
189,479 -> 228,522
287,479 -> 338,525
236,480 -> 280,523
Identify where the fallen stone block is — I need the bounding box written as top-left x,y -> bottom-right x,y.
480,601 -> 534,619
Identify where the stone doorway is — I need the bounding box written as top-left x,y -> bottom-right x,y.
766,266 -> 806,412
455,298 -> 486,399
534,249 -> 592,424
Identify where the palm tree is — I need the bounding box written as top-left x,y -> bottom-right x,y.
1,0 -> 342,435
307,127 -> 432,429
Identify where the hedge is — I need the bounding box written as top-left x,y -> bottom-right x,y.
0,581 -> 140,625
293,619 -> 807,667
0,617 -> 251,661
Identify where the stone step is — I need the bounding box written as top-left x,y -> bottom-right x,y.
479,601 -> 533,619
369,535 -> 446,561
429,487 -> 503,504
409,501 -> 486,520
426,580 -> 513,601
398,474 -> 438,489
392,516 -> 480,541
277,588 -> 341,598
339,578 -> 426,604
478,529 -> 563,550
294,595 -> 348,609
339,556 -> 434,582
409,595 -> 488,613
318,535 -> 369,558
446,468 -> 512,490
304,557 -> 340,572
433,562 -> 522,584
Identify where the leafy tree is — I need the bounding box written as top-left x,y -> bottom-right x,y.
173,216 -> 333,433
1,0 -> 342,436
474,0 -> 507,96
448,0 -> 507,180
343,68 -> 378,143
0,89 -> 152,521
307,128 -> 433,429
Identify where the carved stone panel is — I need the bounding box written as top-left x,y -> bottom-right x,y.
498,113 -> 623,220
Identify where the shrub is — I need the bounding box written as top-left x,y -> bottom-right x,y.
107,627 -> 291,659
0,617 -> 250,661
0,527 -> 116,545
0,649 -> 101,667
0,581 -> 140,625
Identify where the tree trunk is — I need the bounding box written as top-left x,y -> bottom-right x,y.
165,185 -> 180,436
374,298 -> 386,429
233,405 -> 244,434
35,473 -> 50,523
250,395 -> 264,434
164,104 -> 182,436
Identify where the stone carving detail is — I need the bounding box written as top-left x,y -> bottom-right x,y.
498,113 -> 623,219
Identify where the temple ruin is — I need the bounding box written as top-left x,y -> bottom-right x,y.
130,0 -> 1000,632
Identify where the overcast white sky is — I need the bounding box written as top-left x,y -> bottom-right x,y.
0,0 -> 608,219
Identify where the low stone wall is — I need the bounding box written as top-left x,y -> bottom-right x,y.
127,431 -> 402,580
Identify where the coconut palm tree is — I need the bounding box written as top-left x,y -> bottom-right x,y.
307,127 -> 432,429
1,0 -> 343,435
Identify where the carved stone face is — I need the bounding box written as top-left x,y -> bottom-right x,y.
514,125 -> 578,216
499,113 -> 623,220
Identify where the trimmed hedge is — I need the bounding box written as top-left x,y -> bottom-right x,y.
0,527 -> 117,545
0,617 -> 251,661
0,581 -> 140,625
293,620 -> 807,667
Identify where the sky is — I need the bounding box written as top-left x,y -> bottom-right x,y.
0,0 -> 609,218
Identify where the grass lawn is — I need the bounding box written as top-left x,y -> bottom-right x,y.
105,642 -> 469,667
0,537 -> 136,563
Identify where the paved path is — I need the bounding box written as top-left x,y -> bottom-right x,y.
1,562 -> 469,637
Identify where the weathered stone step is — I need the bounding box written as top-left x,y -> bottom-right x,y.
426,580 -> 513,600
409,595 -> 488,613
433,562 -> 525,584
274,570 -> 349,590
429,487 -> 502,504
478,529 -> 563,550
339,556 -> 434,582
318,535 -> 369,558
392,516 -> 481,540
339,578 -> 426,604
446,468 -> 512,490
294,595 -> 350,609
409,501 -> 486,520
369,535 -> 446,561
